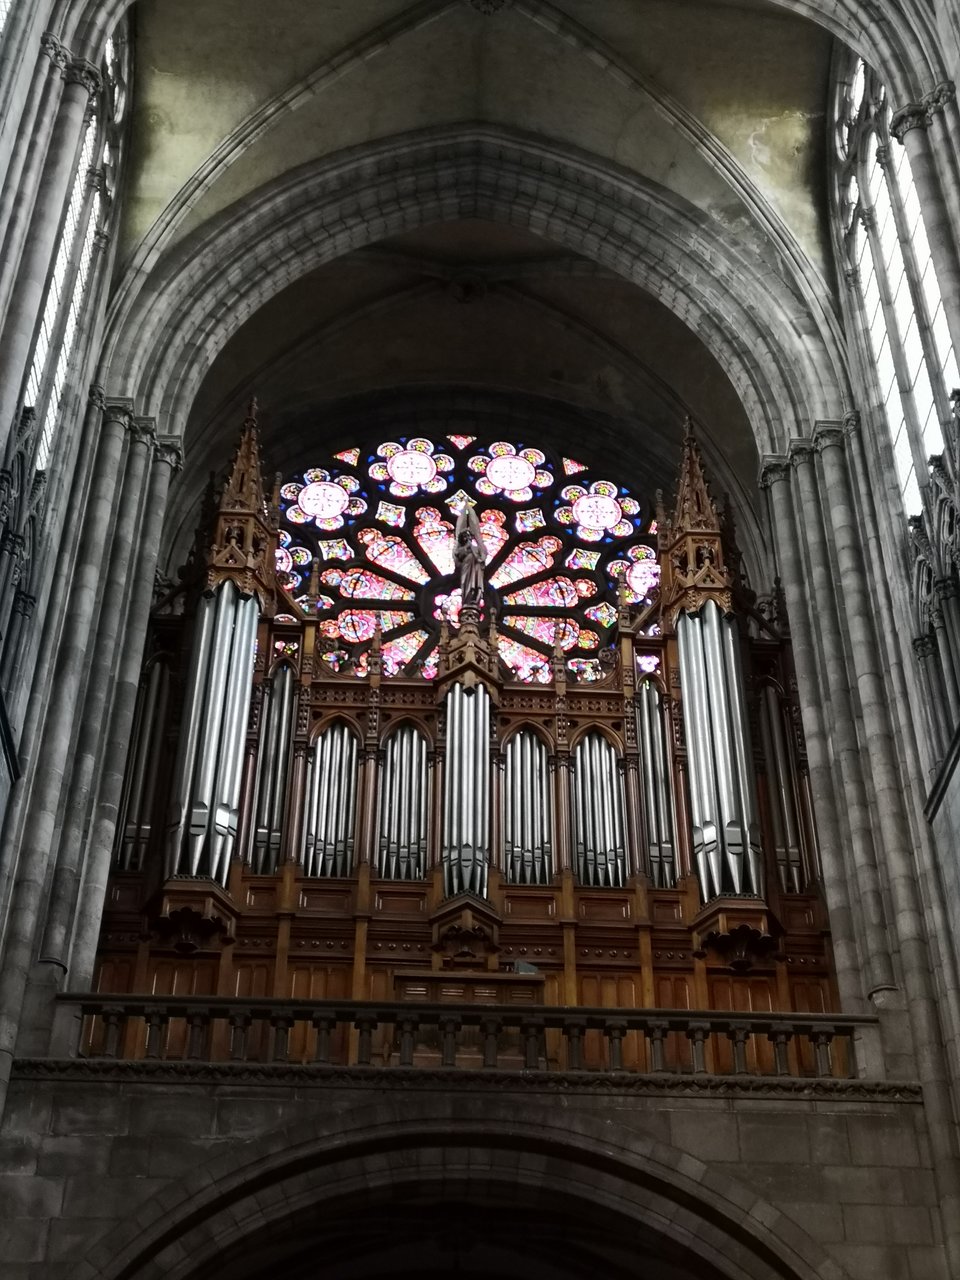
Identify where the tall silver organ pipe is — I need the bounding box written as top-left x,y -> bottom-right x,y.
759,683 -> 804,892
635,680 -> 677,887
376,725 -> 429,879
116,658 -> 171,870
248,664 -> 295,874
442,682 -> 491,896
572,732 -> 626,887
503,729 -> 553,884
676,599 -> 762,900
302,722 -> 358,877
165,581 -> 259,885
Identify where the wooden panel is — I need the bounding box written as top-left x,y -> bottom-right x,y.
709,974 -> 775,1074
245,887 -> 277,910
655,973 -> 692,1071
374,891 -> 427,914
577,895 -> 632,921
299,887 -> 352,912
503,893 -> 557,919
146,959 -> 218,1060
287,965 -> 351,1062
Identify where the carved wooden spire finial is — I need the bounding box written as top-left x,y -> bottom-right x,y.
657,420 -> 734,628
205,399 -> 278,610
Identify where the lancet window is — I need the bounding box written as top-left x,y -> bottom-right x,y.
834,57 -> 957,517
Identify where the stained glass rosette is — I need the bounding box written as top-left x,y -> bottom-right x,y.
468,442 -> 553,503
556,480 -> 640,542
281,468 -> 366,531
608,545 -> 660,604
368,439 -> 454,498
278,432 -> 653,685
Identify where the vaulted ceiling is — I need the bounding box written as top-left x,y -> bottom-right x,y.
117,0 -> 837,583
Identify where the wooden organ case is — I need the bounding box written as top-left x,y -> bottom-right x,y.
95,409 -> 836,1069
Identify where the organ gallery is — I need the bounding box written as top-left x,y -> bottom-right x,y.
94,404 -> 833,1065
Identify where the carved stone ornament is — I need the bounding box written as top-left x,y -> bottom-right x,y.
150,879 -> 239,954
923,81 -> 956,119
890,102 -> 928,142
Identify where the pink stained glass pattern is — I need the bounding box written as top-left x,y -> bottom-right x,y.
274,613 -> 299,625
565,548 -> 600,571
515,507 -> 545,533
420,648 -> 439,680
567,658 -> 603,682
562,457 -> 588,475
503,576 -> 596,608
503,615 -> 579,650
320,567 -> 415,601
577,629 -> 600,650
489,535 -> 562,588
478,510 -> 509,562
446,434 -> 476,450
295,594 -> 335,614
317,538 -> 353,561
377,501 -> 405,528
273,639 -> 300,657
498,636 -> 552,683
275,547 -> 293,574
333,448 -> 361,466
585,602 -> 617,628
413,507 -> 455,576
357,528 -> 429,583
320,609 -> 410,644
648,520 -> 658,535
381,628 -> 430,676
637,653 -> 661,675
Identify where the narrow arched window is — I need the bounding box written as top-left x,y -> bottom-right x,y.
503,729 -> 553,884
376,724 -> 429,880
834,58 -> 957,516
571,732 -> 626,887
303,721 -> 359,877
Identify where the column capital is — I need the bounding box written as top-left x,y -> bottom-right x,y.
843,410 -> 862,438
758,455 -> 792,489
155,436 -> 184,472
130,418 -> 157,448
843,265 -> 861,290
788,438 -> 816,468
40,32 -> 69,71
102,398 -> 135,431
890,102 -> 928,142
64,58 -> 102,98
812,421 -> 846,454
913,633 -> 936,660
924,81 -> 956,119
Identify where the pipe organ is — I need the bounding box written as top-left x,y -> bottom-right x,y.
95,414 -> 837,1035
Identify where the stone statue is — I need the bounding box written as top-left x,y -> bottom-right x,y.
454,504 -> 485,610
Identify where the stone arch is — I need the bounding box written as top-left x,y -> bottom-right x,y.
99,127 -> 851,459
78,1098 -> 851,1280
59,0 -> 947,107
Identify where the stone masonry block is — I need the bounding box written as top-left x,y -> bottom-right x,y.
841,1204 -> 935,1246
0,1218 -> 50,1263
846,1114 -> 921,1168
0,1174 -> 64,1219
738,1114 -> 811,1164
669,1111 -> 739,1163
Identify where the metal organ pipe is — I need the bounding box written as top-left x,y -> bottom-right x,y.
676,600 -> 762,900
572,733 -> 626,887
503,729 -> 552,886
636,680 -> 678,888
303,723 -> 358,877
249,664 -> 294,874
165,582 -> 259,886
376,726 -> 429,880
442,684 -> 491,896
117,659 -> 170,871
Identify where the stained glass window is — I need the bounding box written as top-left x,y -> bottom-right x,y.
278,433 -> 654,682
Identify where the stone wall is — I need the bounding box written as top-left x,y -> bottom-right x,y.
0,1064 -> 940,1280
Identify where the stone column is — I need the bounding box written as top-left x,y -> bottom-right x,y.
0,34 -> 69,321
36,416 -> 154,971
759,456 -> 863,1010
68,436 -> 182,990
891,98 -> 960,363
0,397 -> 127,1105
814,423 -> 960,1271
789,437 -> 895,996
0,56 -> 100,464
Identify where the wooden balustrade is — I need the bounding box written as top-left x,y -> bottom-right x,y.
57,994 -> 879,1081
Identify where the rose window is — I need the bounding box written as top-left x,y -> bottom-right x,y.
277,433 -> 656,683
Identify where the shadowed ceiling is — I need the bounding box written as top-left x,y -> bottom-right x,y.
117,0 -> 836,585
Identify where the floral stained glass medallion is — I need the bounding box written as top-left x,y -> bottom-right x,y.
277,432 -> 654,682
